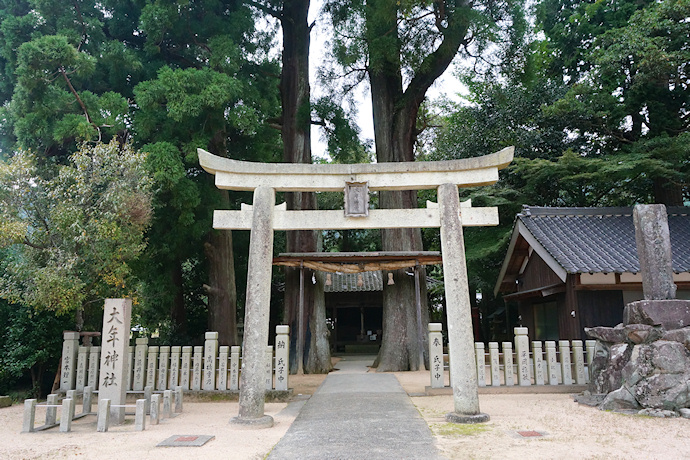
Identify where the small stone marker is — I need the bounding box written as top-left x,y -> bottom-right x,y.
489,342 -> 500,386
98,298 -> 132,425
146,346 -> 159,389
545,341 -> 559,385
428,323 -> 444,389
59,398 -> 74,432
135,399 -> 146,431
60,332 -> 79,391
170,346 -> 181,388
133,337 -> 148,391
274,326 -> 290,391
218,346 -> 229,390
203,332 -> 218,391
46,394 -> 58,425
159,346 -> 170,390
22,399 -> 36,432
144,386 -> 153,415
174,386 -> 183,413
151,393 -> 161,425
88,346 -> 100,390
192,346 -> 203,390
97,399 -> 110,432
532,341 -> 544,385
572,340 -> 586,385
265,345 -> 273,391
558,340 -> 572,385
157,435 -> 215,447
83,386 -> 93,414
127,345 -> 134,390
502,342 -> 514,386
163,390 -> 172,418
475,342 -> 486,387
181,346 -> 192,390
76,346 -> 89,391
514,327 -> 530,386
229,346 -> 240,391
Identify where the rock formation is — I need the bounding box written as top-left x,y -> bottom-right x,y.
583,205 -> 690,417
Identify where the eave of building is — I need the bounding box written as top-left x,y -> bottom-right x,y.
494,220 -> 568,296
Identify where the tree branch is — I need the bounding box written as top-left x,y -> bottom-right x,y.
59,66 -> 102,140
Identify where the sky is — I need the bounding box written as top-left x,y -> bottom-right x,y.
306,1 -> 466,159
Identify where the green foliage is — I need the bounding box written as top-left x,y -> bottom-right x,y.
0,292 -> 71,396
0,140 -> 152,319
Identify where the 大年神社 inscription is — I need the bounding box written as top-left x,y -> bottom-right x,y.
98,298 -> 132,424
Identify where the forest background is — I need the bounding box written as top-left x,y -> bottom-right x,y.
0,0 -> 687,397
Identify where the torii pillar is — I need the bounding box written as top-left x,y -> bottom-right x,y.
199,147 -> 513,427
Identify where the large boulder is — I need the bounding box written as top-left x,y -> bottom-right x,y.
624,300 -> 690,330
624,324 -> 663,344
632,373 -> 690,411
661,327 -> 690,349
585,325 -> 626,344
589,343 -> 631,394
600,386 -> 639,411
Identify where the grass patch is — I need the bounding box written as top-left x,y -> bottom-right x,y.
432,422 -> 491,437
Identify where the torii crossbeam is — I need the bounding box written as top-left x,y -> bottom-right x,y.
199,146 -> 514,427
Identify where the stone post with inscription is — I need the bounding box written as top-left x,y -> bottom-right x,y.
88,346 -> 100,390
158,346 -> 170,390
98,298 -> 132,424
502,342 -> 514,386
180,346 -> 192,390
133,338 -> 148,391
170,346 -> 181,388
633,204 -> 676,300
545,341 -> 559,385
428,323 -> 444,389
559,340 -> 573,385
203,332 -> 218,391
274,326 -> 289,391
146,346 -> 158,389
218,346 -> 229,390
489,342 -> 500,386
60,332 -> 80,391
229,346 -> 240,391
475,342 -> 486,387
192,346 -> 203,390
76,346 -> 89,391
265,346 -> 273,391
514,327 -> 530,386
127,346 -> 134,390
532,341 -> 545,385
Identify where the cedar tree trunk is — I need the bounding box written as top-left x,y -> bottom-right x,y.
280,0 -> 331,373
366,0 -> 471,370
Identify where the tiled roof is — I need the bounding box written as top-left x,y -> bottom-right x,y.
324,271 -> 383,292
518,206 -> 690,274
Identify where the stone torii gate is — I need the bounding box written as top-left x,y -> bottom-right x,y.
199,146 -> 514,427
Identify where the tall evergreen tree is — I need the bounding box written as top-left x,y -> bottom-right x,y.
324,0 -> 525,371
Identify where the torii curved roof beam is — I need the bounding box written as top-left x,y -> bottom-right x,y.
198,146 -> 514,192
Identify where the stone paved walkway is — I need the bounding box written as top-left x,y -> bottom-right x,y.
267,355 -> 444,460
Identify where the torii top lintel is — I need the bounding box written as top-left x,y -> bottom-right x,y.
197,147 -> 514,192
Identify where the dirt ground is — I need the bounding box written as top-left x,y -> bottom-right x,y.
1,366 -> 689,459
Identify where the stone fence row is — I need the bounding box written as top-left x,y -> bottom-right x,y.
59,326 -> 290,393
429,324 -> 596,388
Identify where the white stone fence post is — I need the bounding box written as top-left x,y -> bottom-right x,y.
427,325 -> 594,388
